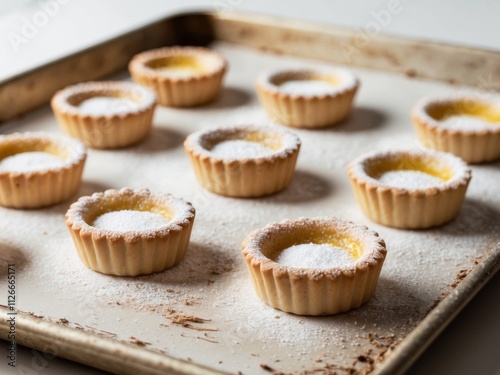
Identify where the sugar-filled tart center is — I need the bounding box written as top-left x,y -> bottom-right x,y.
66,89 -> 142,116
362,154 -> 454,189
270,71 -> 342,96
0,137 -> 75,173
200,129 -> 285,160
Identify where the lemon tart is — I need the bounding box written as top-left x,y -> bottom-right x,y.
51,81 -> 156,149
348,149 -> 471,229
242,217 -> 386,315
65,188 -> 195,276
256,68 -> 359,128
412,94 -> 500,163
129,46 -> 227,107
184,125 -> 300,197
0,132 -> 86,208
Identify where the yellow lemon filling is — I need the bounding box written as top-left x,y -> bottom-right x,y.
427,100 -> 500,124
145,56 -> 206,76
86,196 -> 173,227
0,139 -> 69,163
365,156 -> 452,182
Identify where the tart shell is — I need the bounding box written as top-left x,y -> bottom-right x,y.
242,217 -> 387,316
65,188 -> 195,276
348,149 -> 472,229
0,132 -> 86,209
51,81 -> 156,149
183,125 -> 301,197
412,95 -> 500,163
256,68 -> 359,128
128,46 -> 227,107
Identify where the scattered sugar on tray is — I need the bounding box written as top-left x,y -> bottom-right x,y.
78,97 -> 139,116
276,243 -> 355,269
439,114 -> 500,131
278,80 -> 337,96
210,140 -> 274,159
92,210 -> 170,232
377,170 -> 444,189
0,151 -> 64,173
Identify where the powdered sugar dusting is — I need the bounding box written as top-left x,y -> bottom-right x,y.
276,243 -> 356,269
78,97 -> 139,116
378,170 -> 444,189
0,151 -> 64,173
93,210 -> 170,232
210,140 -> 274,159
279,80 -> 337,96
440,115 -> 500,131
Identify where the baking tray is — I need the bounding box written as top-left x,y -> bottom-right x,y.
0,10 -> 499,375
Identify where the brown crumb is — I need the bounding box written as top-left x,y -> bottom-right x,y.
129,336 -> 151,346
57,318 -> 69,324
405,69 -> 417,78
170,315 -> 210,324
260,363 -> 274,372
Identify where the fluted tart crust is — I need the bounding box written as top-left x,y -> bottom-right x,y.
256,68 -> 359,128
129,46 -> 227,107
348,149 -> 471,229
0,132 -> 86,208
242,217 -> 387,316
65,188 -> 195,276
184,125 -> 301,197
51,81 -> 156,149
412,94 -> 500,163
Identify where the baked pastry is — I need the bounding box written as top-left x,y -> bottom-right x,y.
412,94 -> 500,163
65,188 -> 195,276
183,125 -> 300,197
242,217 -> 386,315
348,149 -> 471,229
51,81 -> 156,149
0,132 -> 86,208
256,68 -> 359,128
128,46 -> 227,107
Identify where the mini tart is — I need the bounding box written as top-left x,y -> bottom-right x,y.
0,132 -> 86,209
348,149 -> 471,229
256,68 -> 359,128
128,46 -> 227,107
183,125 -> 301,197
65,188 -> 195,276
242,217 -> 387,316
412,94 -> 500,163
51,81 -> 156,149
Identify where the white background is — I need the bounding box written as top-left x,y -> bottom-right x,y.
1,1 -> 499,374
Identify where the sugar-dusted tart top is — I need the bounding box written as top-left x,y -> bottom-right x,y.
51,81 -> 156,117
129,46 -> 227,81
0,131 -> 86,175
256,67 -> 359,98
242,216 -> 386,277
348,149 -> 471,192
412,94 -> 500,133
65,188 -> 195,240
184,125 -> 301,163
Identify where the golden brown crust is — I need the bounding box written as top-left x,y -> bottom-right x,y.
0,132 -> 86,208
128,46 -> 227,107
241,217 -> 386,315
348,149 -> 471,229
183,125 -> 301,197
51,81 -> 156,149
65,188 -> 195,276
411,95 -> 500,163
256,68 -> 359,128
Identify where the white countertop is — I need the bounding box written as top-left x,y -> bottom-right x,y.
1,1 -> 499,374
